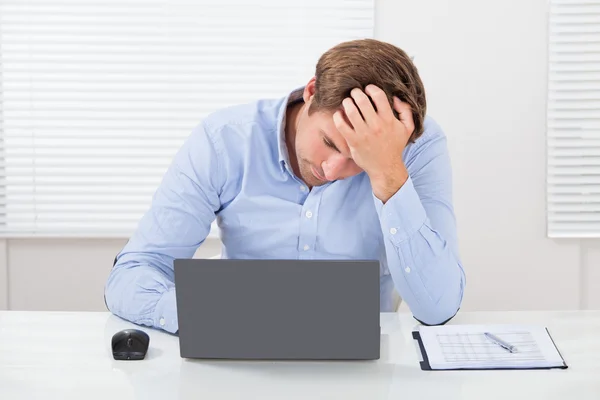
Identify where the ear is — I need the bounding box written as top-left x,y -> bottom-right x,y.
303,76 -> 317,104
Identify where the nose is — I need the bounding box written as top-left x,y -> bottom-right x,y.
321,154 -> 346,181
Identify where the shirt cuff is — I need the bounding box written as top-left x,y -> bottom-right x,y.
153,286 -> 179,334
373,176 -> 427,244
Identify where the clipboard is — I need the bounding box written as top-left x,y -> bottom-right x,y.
412,324 -> 568,371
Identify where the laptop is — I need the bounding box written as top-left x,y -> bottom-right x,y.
173,259 -> 381,360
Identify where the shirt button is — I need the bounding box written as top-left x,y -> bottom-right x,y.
159,317 -> 166,326
390,228 -> 398,235
299,185 -> 307,192
405,267 -> 411,273
305,211 -> 313,219
303,244 -> 310,251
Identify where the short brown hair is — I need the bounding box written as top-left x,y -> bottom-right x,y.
309,39 -> 427,142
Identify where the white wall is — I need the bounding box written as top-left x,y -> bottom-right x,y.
2,238 -> 223,311
377,0 -> 593,311
1,0 -> 599,312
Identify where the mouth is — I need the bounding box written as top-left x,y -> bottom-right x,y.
310,165 -> 327,182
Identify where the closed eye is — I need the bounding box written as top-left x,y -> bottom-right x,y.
323,136 -> 340,153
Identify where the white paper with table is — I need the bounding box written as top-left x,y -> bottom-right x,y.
412,324 -> 568,370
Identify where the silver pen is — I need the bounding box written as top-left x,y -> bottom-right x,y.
484,332 -> 518,353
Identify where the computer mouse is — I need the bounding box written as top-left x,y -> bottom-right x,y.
111,329 -> 150,360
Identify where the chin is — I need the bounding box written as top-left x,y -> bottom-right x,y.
299,163 -> 325,186
311,176 -> 329,186
299,172 -> 321,187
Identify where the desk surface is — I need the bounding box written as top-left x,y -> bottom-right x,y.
1,310 -> 599,399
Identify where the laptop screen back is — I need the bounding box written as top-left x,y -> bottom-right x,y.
174,259 -> 381,360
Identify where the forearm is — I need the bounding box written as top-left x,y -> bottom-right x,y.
105,260 -> 179,333
375,177 -> 465,325
103,122 -> 225,334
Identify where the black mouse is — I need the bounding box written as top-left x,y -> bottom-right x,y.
111,329 -> 150,360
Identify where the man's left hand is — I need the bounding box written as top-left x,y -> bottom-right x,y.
333,84 -> 415,203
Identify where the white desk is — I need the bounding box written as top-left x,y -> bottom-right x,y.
0,311 -> 599,399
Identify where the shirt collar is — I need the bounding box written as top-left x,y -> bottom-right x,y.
276,87 -> 304,174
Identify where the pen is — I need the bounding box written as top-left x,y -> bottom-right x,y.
484,332 -> 518,353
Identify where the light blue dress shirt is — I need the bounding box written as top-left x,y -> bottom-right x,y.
105,88 -> 466,334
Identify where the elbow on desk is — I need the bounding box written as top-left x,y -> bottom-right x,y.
103,263 -> 144,317
103,267 -> 125,315
104,260 -> 176,327
414,304 -> 460,326
103,269 -> 152,327
104,250 -> 129,313
413,280 -> 465,326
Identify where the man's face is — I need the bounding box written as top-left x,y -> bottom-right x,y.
293,105 -> 363,187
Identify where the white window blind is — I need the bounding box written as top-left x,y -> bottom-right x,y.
0,0 -> 374,237
548,0 -> 600,237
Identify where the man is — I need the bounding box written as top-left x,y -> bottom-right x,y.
105,39 -> 466,334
